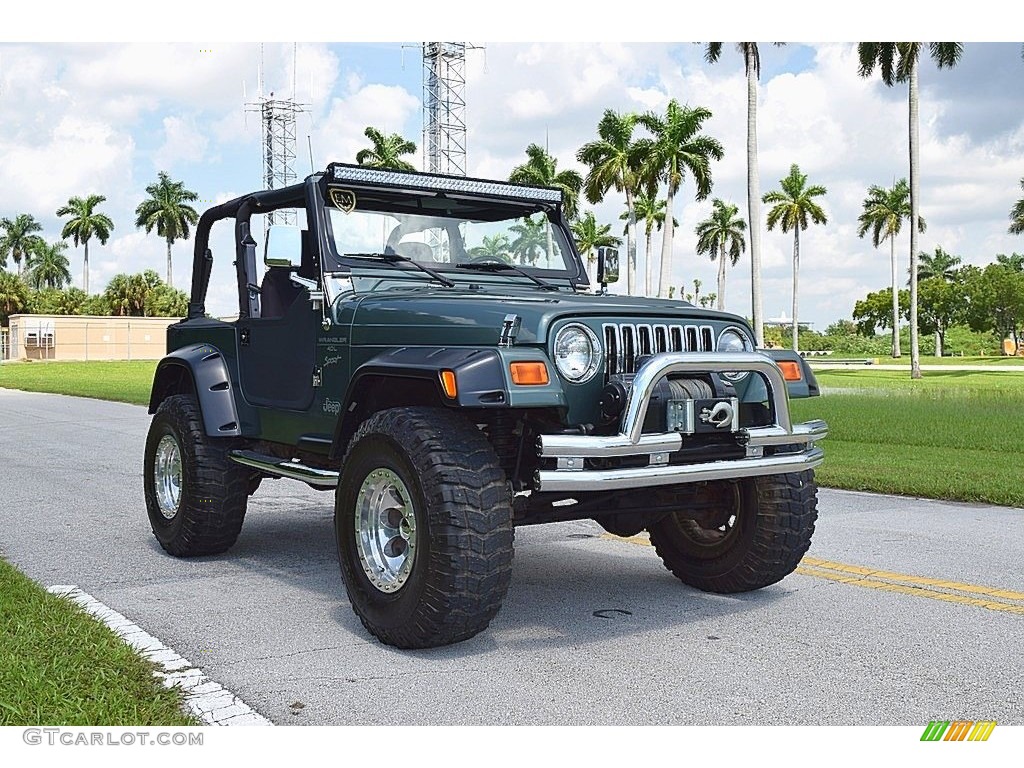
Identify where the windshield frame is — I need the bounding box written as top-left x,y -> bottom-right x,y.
318,182 -> 587,286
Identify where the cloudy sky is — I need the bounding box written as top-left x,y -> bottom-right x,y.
2,17 -> 1022,327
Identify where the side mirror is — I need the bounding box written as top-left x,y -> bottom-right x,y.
265,224 -> 302,268
596,247 -> 620,292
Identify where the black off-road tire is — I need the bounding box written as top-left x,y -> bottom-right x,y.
647,470 -> 817,593
335,407 -> 514,649
143,394 -> 249,557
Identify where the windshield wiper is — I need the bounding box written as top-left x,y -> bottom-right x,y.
344,252 -> 455,288
456,262 -> 560,291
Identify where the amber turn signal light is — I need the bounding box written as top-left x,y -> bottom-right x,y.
439,370 -> 458,398
777,361 -> 803,382
510,362 -> 549,385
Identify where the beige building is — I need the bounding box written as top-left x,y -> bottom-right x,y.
4,315 -> 180,361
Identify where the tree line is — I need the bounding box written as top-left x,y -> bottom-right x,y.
0,172 -> 197,324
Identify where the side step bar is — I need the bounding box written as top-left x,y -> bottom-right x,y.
229,450 -> 339,488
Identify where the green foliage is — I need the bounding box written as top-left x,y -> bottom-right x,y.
852,287 -> 909,336
26,241 -> 72,291
508,216 -> 547,266
856,178 -> 924,247
103,270 -> 163,317
134,171 -> 199,286
468,234 -> 512,263
635,100 -> 723,201
857,42 -> 964,85
56,194 -> 114,249
571,211 -> 621,267
0,214 -> 44,274
1010,178 -> 1024,235
695,198 -> 746,267
0,271 -> 30,324
144,282 -> 189,317
509,144 -> 583,220
0,558 -> 195,725
355,126 -> 417,172
916,246 -> 960,282
763,164 -> 828,233
577,109 -> 642,205
26,287 -> 87,316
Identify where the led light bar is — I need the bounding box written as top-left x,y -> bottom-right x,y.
328,163 -> 563,204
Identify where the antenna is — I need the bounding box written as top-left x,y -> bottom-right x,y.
245,43 -> 309,232
421,42 -> 484,177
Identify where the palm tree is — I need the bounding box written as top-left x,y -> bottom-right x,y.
763,164 -> 828,353
858,42 -> 963,379
55,194 -> 114,295
996,252 -> 1024,272
0,271 -> 29,325
705,43 -> 784,345
694,199 -> 747,311
856,178 -> 925,358
635,100 -> 724,298
355,126 -> 417,172
577,110 -> 643,294
468,234 -> 511,262
27,241 -> 72,291
135,172 -> 200,288
509,144 -> 583,268
572,211 -> 622,284
0,214 -> 45,276
509,216 -> 547,266
622,193 -> 676,297
916,246 -> 961,282
1009,178 -> 1024,235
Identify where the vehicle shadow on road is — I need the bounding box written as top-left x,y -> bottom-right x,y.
207,491 -> 793,658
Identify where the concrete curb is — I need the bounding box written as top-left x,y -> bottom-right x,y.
47,585 -> 273,726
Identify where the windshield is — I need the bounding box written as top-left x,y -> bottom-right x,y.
324,199 -> 578,275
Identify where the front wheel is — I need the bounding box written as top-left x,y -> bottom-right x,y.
143,394 -> 249,556
335,407 -> 514,649
647,470 -> 818,593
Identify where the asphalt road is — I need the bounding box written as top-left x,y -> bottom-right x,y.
1,388 -> 1021,725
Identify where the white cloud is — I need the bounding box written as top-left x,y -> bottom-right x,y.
153,116 -> 209,170
315,83 -> 420,167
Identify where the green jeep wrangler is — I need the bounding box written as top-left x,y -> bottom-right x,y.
144,163 -> 827,649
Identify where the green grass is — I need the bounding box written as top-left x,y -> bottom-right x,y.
0,558 -> 196,725
0,361 -> 156,405
793,368 -> 1024,507
812,355 -> 1024,367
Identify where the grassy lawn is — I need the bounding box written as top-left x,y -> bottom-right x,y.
811,355 -> 1024,367
0,360 -> 156,405
0,558 -> 195,725
793,369 -> 1024,507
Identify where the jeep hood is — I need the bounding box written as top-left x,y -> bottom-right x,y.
344,286 -> 747,347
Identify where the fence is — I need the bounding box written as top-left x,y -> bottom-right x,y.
4,315 -> 179,362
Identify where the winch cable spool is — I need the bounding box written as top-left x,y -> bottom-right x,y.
663,377 -> 713,401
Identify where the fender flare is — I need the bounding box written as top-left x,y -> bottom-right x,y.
149,343 -> 242,436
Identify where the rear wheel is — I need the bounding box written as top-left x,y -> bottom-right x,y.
143,394 -> 249,556
647,470 -> 817,593
335,407 -> 514,649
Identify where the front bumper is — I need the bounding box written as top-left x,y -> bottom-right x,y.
535,351 -> 827,493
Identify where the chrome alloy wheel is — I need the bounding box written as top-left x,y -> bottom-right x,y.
354,468 -> 418,593
154,434 -> 183,520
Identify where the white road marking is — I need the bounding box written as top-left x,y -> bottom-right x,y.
47,585 -> 273,726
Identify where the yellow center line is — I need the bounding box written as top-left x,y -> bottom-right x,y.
600,533 -> 1024,615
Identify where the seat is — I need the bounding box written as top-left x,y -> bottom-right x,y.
260,267 -> 302,319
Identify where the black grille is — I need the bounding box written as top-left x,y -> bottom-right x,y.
602,322 -> 716,375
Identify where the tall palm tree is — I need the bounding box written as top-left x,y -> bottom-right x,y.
135,172 -> 200,288
858,41 -> 963,378
694,199 -> 747,311
27,241 -> 72,291
1009,178 -> 1024,235
355,126 -> 417,172
577,110 -> 643,295
856,178 -> 925,358
763,164 -> 828,353
0,214 -> 45,276
572,211 -> 622,284
55,194 -> 114,294
622,193 -> 676,297
509,144 -> 583,268
635,100 -> 724,298
916,246 -> 961,282
705,43 -> 784,345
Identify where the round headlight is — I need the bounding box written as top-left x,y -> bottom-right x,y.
553,324 -> 601,384
718,326 -> 754,381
